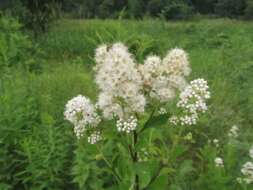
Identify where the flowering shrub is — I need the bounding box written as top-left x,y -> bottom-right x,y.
64,42 -> 210,189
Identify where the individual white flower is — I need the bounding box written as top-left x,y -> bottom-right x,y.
95,43 -> 145,119
116,116 -> 138,133
64,95 -> 101,139
228,125 -> 239,138
249,147 -> 253,159
214,157 -> 224,168
158,107 -> 167,115
241,162 -> 253,184
88,131 -> 102,144
169,79 -> 210,126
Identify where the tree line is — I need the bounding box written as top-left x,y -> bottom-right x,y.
0,0 -> 253,32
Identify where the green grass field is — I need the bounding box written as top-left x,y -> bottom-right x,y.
1,19 -> 253,189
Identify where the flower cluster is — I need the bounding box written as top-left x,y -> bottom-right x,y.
64,43 -> 210,144
228,125 -> 239,138
138,48 -> 190,102
169,78 -> 210,126
88,131 -> 102,144
116,116 -> 138,133
95,43 -> 145,119
158,107 -> 167,115
64,95 -> 101,139
214,157 -> 224,168
213,139 -> 219,147
238,147 -> 253,184
241,162 -> 253,184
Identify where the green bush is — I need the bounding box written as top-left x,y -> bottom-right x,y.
215,0 -> 246,18
146,0 -> 165,16
21,0 -> 61,33
192,0 -> 217,14
162,2 -> 194,20
244,0 -> 253,19
127,0 -> 145,18
0,15 -> 43,72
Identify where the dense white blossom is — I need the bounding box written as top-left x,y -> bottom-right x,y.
138,55 -> 161,87
162,48 -> 191,77
65,43 -> 210,141
241,162 -> 253,184
214,157 -> 224,167
64,95 -> 101,139
169,78 -> 210,126
138,49 -> 190,103
88,131 -> 102,144
116,116 -> 138,133
95,43 -> 145,119
95,44 -> 108,65
228,125 -> 239,138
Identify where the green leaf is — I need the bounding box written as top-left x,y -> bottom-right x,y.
147,174 -> 168,190
134,162 -> 152,189
179,160 -> 193,178
141,114 -> 169,133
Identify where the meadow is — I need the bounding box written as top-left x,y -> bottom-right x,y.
1,18 -> 253,189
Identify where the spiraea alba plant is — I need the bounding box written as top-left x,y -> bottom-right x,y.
64,43 -> 210,189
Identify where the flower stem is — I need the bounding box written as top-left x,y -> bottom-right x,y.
133,130 -> 139,190
96,144 -> 121,183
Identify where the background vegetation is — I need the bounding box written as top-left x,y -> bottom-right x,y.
0,0 -> 253,189
0,0 -> 253,33
0,15 -> 253,189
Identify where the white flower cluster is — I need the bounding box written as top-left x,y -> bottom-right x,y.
88,131 -> 102,144
95,43 -> 145,119
214,157 -> 224,168
241,162 -> 253,184
65,43 -> 210,142
138,48 -> 190,102
169,78 -> 210,126
238,147 -> 253,184
213,139 -> 219,147
116,116 -> 138,133
64,95 -> 101,140
228,125 -> 239,138
158,107 -> 167,115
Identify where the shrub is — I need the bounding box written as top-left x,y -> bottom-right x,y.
162,2 -> 194,20
127,0 -> 145,18
191,0 -> 217,14
21,0 -> 61,33
0,15 -> 43,72
98,0 -> 115,18
215,0 -> 246,18
146,0 -> 165,16
244,0 -> 253,19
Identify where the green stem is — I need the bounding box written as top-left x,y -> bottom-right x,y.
96,144 -> 121,184
138,107 -> 157,134
133,130 -> 139,190
145,126 -> 185,188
